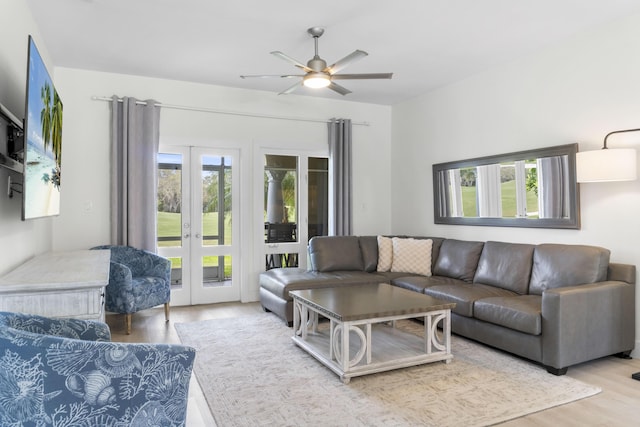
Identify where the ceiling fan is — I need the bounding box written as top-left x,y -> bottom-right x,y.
240,27 -> 393,96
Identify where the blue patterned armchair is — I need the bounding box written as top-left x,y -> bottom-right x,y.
0,311 -> 196,427
92,245 -> 172,334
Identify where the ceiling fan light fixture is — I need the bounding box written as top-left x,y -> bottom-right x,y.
303,72 -> 330,88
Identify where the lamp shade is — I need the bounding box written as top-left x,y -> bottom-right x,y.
576,148 -> 637,182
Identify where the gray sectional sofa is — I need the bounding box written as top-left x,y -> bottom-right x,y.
259,235 -> 636,375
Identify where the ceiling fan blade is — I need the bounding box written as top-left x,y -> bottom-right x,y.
328,82 -> 352,96
279,80 -> 303,95
271,51 -> 312,72
240,74 -> 304,79
326,50 -> 368,74
331,73 -> 393,80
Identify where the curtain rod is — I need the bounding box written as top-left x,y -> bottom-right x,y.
92,96 -> 370,126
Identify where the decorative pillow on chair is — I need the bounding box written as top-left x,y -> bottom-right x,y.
377,236 -> 393,272
391,237 -> 433,276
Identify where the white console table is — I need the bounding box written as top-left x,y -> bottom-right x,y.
0,250 -> 110,321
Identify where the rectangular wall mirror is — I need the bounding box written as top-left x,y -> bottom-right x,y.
433,143 -> 580,229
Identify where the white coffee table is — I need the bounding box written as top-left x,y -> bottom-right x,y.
290,283 -> 456,383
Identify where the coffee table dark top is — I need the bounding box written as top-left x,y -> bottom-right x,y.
290,283 -> 455,322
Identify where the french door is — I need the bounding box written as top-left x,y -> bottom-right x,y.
259,150 -> 329,272
157,146 -> 240,306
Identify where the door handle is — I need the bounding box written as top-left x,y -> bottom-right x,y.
183,233 -> 190,238
195,233 -> 201,239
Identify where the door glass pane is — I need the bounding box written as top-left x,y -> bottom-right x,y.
157,153 -> 183,248
308,157 -> 328,239
168,257 -> 183,290
202,155 -> 232,246
203,255 -> 232,287
264,155 -> 298,242
265,252 -> 298,270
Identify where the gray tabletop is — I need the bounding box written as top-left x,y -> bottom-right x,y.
290,283 -> 455,321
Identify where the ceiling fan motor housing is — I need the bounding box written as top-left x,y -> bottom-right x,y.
307,57 -> 327,72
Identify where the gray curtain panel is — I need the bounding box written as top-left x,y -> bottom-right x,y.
538,155 -> 568,219
328,118 -> 352,236
110,96 -> 161,252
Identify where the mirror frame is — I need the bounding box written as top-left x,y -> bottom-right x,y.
432,143 -> 580,229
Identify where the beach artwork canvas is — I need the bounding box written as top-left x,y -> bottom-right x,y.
23,36 -> 62,220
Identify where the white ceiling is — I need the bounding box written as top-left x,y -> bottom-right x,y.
25,0 -> 640,105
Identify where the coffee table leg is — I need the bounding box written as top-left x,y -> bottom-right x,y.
366,323 -> 372,364
301,305 -> 308,340
342,321 -> 350,372
293,299 -> 301,336
329,319 -> 336,361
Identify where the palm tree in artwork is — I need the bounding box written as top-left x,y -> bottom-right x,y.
51,90 -> 63,168
40,81 -> 62,188
40,82 -> 52,152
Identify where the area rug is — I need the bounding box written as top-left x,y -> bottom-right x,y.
175,314 -> 600,427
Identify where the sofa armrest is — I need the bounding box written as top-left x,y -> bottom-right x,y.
109,261 -> 134,291
0,311 -> 111,341
541,280 -> 635,369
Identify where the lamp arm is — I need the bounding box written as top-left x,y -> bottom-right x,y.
602,128 -> 640,149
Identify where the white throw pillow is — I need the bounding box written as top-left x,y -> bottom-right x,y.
377,236 -> 393,272
391,238 -> 433,276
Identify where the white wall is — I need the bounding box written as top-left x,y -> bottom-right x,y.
392,13 -> 640,356
0,0 -> 55,274
52,68 -> 392,300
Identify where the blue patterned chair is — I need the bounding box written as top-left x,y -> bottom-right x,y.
92,245 -> 172,334
0,311 -> 196,426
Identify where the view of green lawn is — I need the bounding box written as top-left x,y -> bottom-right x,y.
462,180 -> 538,218
157,211 -> 232,276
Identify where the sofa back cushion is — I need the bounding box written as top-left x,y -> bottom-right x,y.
433,239 -> 484,282
473,241 -> 535,294
359,236 -> 379,272
309,236 -> 364,272
529,244 -> 610,295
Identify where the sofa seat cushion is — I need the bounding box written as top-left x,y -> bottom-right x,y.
376,271 -> 423,282
474,295 -> 542,335
259,268 -> 384,301
391,275 -> 467,293
424,283 -> 517,317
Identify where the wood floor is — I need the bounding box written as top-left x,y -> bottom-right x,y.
106,303 -> 640,426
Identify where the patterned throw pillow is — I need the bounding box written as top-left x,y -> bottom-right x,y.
377,236 -> 393,272
391,237 -> 433,276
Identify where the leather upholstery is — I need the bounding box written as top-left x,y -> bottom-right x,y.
391,275 -> 466,293
259,268 -> 385,300
529,244 -> 610,295
424,283 -> 516,317
309,236 -> 364,272
473,241 -> 534,294
358,235 -> 379,272
433,239 -> 484,282
474,295 -> 542,335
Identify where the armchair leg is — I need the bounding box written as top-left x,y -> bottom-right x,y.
164,303 -> 170,322
125,314 -> 132,335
